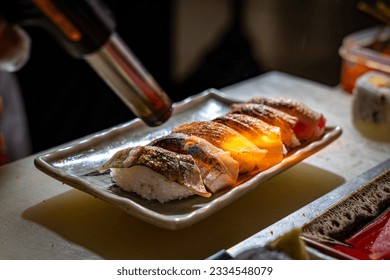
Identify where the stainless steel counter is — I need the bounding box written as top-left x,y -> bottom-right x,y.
1,71 -> 389,259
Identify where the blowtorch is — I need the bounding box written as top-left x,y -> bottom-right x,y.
0,0 -> 172,126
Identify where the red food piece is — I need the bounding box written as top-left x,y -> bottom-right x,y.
293,115 -> 326,142
370,216 -> 390,260
332,210 -> 390,259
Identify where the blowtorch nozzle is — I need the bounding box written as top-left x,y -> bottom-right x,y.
85,33 -> 173,127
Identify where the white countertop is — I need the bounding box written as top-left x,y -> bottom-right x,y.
1,71 -> 389,259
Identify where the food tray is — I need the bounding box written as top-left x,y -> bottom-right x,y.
34,88 -> 342,230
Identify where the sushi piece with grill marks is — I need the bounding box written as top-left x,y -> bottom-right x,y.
173,121 -> 267,174
100,145 -> 211,203
149,133 -> 239,193
230,103 -> 300,149
247,97 -> 326,142
214,113 -> 284,171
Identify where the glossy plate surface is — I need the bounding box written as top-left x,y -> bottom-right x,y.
34,89 -> 342,230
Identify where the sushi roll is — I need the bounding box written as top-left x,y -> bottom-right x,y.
149,133 -> 239,193
100,145 -> 211,203
352,71 -> 390,142
173,121 -> 268,174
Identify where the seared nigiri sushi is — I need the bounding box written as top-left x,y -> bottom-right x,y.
247,97 -> 326,142
100,145 -> 211,203
173,121 -> 267,173
214,113 -> 284,170
149,133 -> 239,193
230,103 -> 300,149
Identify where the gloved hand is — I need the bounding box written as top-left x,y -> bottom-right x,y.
0,16 -> 31,72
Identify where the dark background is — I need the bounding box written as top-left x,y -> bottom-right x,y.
14,0 -> 379,154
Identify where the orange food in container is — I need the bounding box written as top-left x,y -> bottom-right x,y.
339,26 -> 390,93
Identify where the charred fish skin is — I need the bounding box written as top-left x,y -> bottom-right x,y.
127,146 -> 209,196
149,133 -> 232,176
105,145 -> 211,198
149,133 -> 239,192
214,113 -> 284,170
98,147 -> 134,171
247,97 -> 326,142
230,103 -> 298,128
173,121 -> 267,173
230,103 -> 300,149
173,121 -> 234,145
247,97 -> 321,120
214,113 -> 282,144
148,133 -> 188,154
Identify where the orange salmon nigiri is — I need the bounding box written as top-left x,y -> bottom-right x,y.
173,121 -> 267,174
214,113 -> 284,171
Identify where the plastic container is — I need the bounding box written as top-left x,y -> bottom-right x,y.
339,26 -> 390,93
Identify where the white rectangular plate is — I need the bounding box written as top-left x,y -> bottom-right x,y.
34,89 -> 342,230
